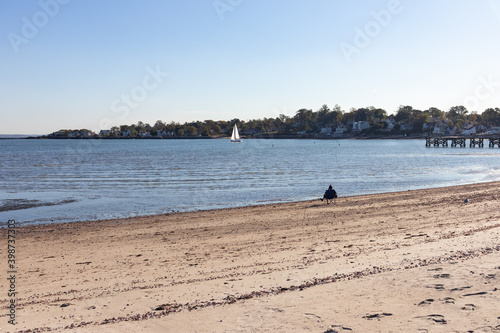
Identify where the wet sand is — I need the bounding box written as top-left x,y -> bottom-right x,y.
1,182 -> 499,332
0,199 -> 76,213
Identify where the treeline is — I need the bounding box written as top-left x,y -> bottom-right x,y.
50,104 -> 500,138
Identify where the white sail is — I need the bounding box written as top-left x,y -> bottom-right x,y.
231,124 -> 242,142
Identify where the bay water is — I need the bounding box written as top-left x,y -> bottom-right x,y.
1,138 -> 500,226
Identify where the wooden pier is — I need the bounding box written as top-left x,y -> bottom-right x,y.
425,136 -> 500,148
489,138 -> 500,148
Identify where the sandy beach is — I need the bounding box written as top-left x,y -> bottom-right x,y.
1,182 -> 499,332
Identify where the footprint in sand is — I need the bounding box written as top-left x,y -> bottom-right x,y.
417,297 -> 454,306
426,284 -> 445,290
325,325 -> 353,332
418,299 -> 435,306
461,303 -> 477,311
433,273 -> 450,279
362,313 -> 393,320
427,267 -> 443,272
415,314 -> 447,325
450,286 -> 472,292
469,325 -> 500,332
463,291 -> 488,297
442,297 -> 455,304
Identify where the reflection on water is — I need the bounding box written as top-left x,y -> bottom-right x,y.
1,139 -> 500,225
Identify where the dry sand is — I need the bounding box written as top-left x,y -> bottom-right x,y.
1,182 -> 499,332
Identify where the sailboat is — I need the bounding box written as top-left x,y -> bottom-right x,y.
230,124 -> 242,142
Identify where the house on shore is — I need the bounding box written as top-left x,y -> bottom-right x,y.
319,127 -> 333,135
80,130 -> 94,137
68,131 -> 80,138
485,127 -> 500,135
99,130 -> 111,136
332,124 -> 347,137
352,121 -> 370,132
122,130 -> 133,137
399,124 -> 414,133
461,122 -> 477,136
157,130 -> 174,138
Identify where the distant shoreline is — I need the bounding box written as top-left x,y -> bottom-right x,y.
2,135 -> 426,140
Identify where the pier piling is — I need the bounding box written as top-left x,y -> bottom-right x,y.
425,136 -> 500,148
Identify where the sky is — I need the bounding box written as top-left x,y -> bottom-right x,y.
1,0 -> 500,135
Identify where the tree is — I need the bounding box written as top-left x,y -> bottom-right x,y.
426,107 -> 445,120
372,108 -> 387,122
213,125 -> 222,135
447,105 -> 468,124
166,121 -> 178,132
186,126 -> 197,136
468,112 -> 480,124
153,120 -> 166,131
278,114 -> 288,123
294,109 -> 314,131
276,114 -> 291,133
353,107 -> 371,122
414,113 -> 430,132
395,105 -> 413,123
135,121 -> 146,133
329,104 -> 343,124
316,104 -> 331,127
198,124 -> 209,136
481,107 -> 500,126
342,108 -> 356,124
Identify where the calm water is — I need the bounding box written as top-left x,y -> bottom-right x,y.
1,139 -> 500,226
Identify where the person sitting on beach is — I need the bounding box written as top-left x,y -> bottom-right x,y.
322,185 -> 337,203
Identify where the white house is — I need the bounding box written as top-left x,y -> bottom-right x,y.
448,126 -> 459,135
99,130 -> 111,136
433,124 -> 448,135
352,121 -> 370,132
385,119 -> 395,131
81,130 -> 94,137
68,131 -> 79,137
400,124 -> 414,132
157,130 -> 174,137
122,130 -> 132,137
461,123 -> 476,136
332,124 -> 347,137
379,119 -> 396,132
319,127 -> 332,135
485,127 -> 500,135
423,122 -> 437,132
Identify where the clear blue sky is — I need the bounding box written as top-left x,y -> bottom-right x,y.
1,0 -> 500,134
